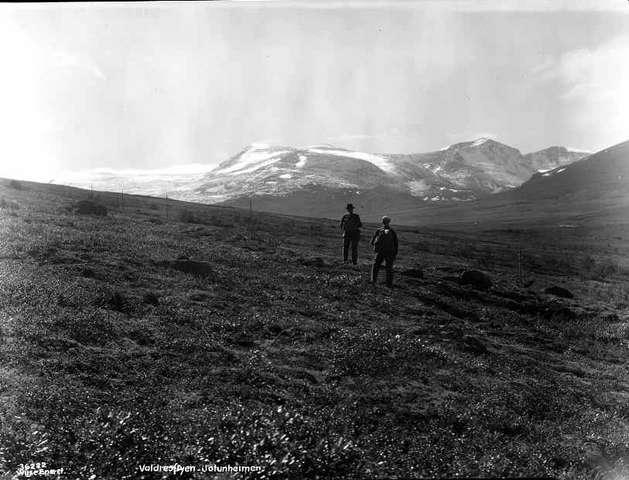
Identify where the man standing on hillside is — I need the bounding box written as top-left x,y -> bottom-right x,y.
340,203 -> 362,265
370,216 -> 398,287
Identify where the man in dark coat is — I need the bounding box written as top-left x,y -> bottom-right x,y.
340,203 -> 362,265
370,215 -> 398,287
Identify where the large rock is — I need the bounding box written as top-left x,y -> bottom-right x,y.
460,270 -> 492,290
542,304 -> 576,320
170,259 -> 214,277
544,285 -> 574,299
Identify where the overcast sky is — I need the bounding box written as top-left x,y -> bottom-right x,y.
0,0 -> 628,181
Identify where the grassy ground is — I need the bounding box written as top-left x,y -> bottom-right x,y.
0,178 -> 628,479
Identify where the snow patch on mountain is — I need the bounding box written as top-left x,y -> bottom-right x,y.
296,155 -> 308,168
408,179 -> 431,196
214,147 -> 291,175
235,157 -> 286,175
307,148 -> 396,173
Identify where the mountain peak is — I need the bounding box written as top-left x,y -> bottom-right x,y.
530,146 -> 569,155
523,146 -> 590,173
442,137 -> 511,152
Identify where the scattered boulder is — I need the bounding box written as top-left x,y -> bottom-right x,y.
544,285 -> 574,299
170,259 -> 214,277
460,270 -> 492,290
401,268 -> 424,279
80,267 -> 96,278
75,200 -> 108,216
541,303 -> 576,320
301,257 -> 325,267
143,292 -> 160,306
229,333 -> 255,348
461,334 -> 489,355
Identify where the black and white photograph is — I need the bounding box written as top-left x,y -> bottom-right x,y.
0,0 -> 628,478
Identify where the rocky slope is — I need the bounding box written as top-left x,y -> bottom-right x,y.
523,146 -> 589,172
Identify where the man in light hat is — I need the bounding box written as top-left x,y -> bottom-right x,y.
370,215 -> 398,287
340,203 -> 362,265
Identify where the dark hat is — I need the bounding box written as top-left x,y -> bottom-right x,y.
346,203 -> 354,210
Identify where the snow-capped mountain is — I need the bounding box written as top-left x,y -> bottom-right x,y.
54,138 -> 587,220
196,143 -> 446,203
200,139 -> 586,205
385,138 -> 539,197
202,144 -> 396,196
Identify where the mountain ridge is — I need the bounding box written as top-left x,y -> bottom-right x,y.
205,138 -> 588,203
385,139 -> 629,228
53,138 -> 589,219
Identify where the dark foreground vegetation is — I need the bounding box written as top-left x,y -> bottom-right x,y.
0,178 -> 628,479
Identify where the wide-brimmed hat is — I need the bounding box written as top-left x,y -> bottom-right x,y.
346,203 -> 355,210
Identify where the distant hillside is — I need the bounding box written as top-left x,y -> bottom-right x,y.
513,140 -> 629,201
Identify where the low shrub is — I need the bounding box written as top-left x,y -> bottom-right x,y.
179,209 -> 199,224
75,200 -> 108,217
9,179 -> 23,190
3,385 -> 363,480
0,197 -> 20,210
331,329 -> 451,377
